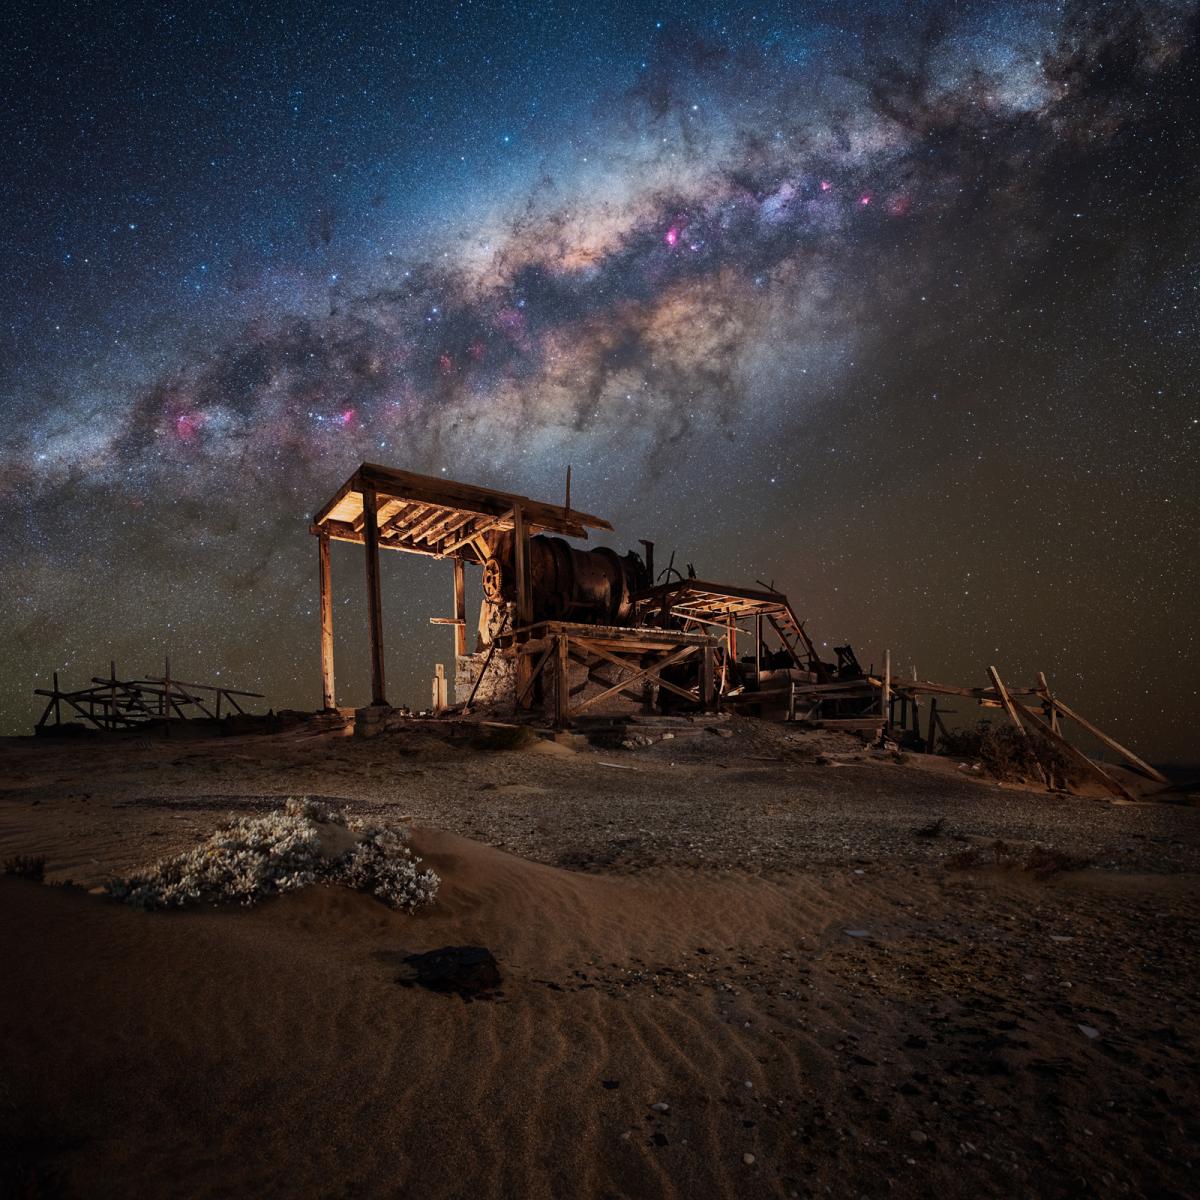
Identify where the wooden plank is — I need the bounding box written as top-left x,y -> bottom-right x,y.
986,666 -> 1026,736
318,527 -> 335,710
315,520 -> 449,560
701,643 -> 715,710
554,632 -> 570,729
568,643 -> 700,706
355,462 -> 611,536
515,642 -> 554,706
312,470 -> 360,525
1048,696 -> 1168,784
512,504 -> 533,628
529,621 -> 713,646
362,484 -> 388,706
811,717 -> 887,730
1010,700 -> 1138,803
452,558 -> 467,657
441,510 -> 513,556
881,649 -> 891,731
512,504 -> 533,707
570,645 -> 698,716
989,665 -> 1049,787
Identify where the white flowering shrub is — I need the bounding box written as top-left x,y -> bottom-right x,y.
107,798 -> 439,912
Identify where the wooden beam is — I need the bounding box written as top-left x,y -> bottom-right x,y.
881,649 -> 891,733
987,666 -> 1027,737
989,665 -> 1049,787
362,484 -> 388,706
570,645 -> 698,716
512,504 -> 533,627
554,632 -> 570,729
568,641 -> 700,706
453,558 -> 467,657
515,642 -> 554,707
441,510 -> 513,556
355,462 -> 611,536
1011,699 -> 1138,804
701,642 -> 715,710
318,527 -> 335,710
1047,695 -> 1168,784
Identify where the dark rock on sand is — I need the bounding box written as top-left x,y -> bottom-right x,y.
396,945 -> 501,997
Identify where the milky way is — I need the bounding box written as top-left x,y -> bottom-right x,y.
3,2 -> 1198,759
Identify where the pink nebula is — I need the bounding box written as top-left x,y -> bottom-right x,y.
664,226 -> 679,247
174,412 -> 203,441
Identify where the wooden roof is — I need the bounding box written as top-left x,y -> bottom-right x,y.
310,462 -> 613,563
633,580 -> 793,622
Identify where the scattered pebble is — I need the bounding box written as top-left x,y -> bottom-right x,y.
743,1153 -> 756,1165
1078,1024 -> 1101,1040
650,1102 -> 670,1112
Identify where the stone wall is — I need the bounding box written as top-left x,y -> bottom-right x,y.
455,651 -> 516,711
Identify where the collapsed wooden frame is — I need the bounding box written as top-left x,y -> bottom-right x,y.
787,658 -> 1167,801
633,579 -> 827,681
34,659 -> 263,731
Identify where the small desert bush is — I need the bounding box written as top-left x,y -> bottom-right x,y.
946,839 -> 1090,876
105,798 -> 439,912
3,854 -> 46,881
940,719 -> 1078,785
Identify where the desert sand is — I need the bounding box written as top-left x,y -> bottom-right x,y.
2,719 -> 1197,1199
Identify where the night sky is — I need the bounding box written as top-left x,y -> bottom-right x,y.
3,1 -> 1198,761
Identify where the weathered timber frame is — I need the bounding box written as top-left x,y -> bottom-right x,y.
493,621 -> 718,730
34,658 -> 263,731
309,462 -> 612,710
632,579 -> 828,683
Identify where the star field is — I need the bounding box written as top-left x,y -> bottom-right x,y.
2,1 -> 1198,760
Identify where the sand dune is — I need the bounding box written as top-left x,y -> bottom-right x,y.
4,817 -> 1199,1199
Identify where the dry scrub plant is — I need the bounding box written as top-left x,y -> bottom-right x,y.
940,719 -> 1079,785
106,798 -> 439,912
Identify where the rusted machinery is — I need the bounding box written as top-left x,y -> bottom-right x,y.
478,533 -> 650,645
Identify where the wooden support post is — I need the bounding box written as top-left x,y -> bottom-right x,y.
701,642 -> 715,710
52,672 -> 61,726
109,661 -> 118,730
362,485 -> 388,706
453,558 -> 467,657
926,698 -> 939,753
727,617 -> 737,661
754,614 -> 763,678
512,505 -> 533,708
987,666 -> 1026,736
554,632 -> 570,729
318,528 -> 336,710
512,504 -> 532,628
881,649 -> 891,734
432,663 -> 447,712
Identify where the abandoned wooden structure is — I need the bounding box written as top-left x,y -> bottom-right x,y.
308,462 -> 1166,799
310,462 -> 721,727
34,659 -> 263,732
786,661 -> 1168,803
